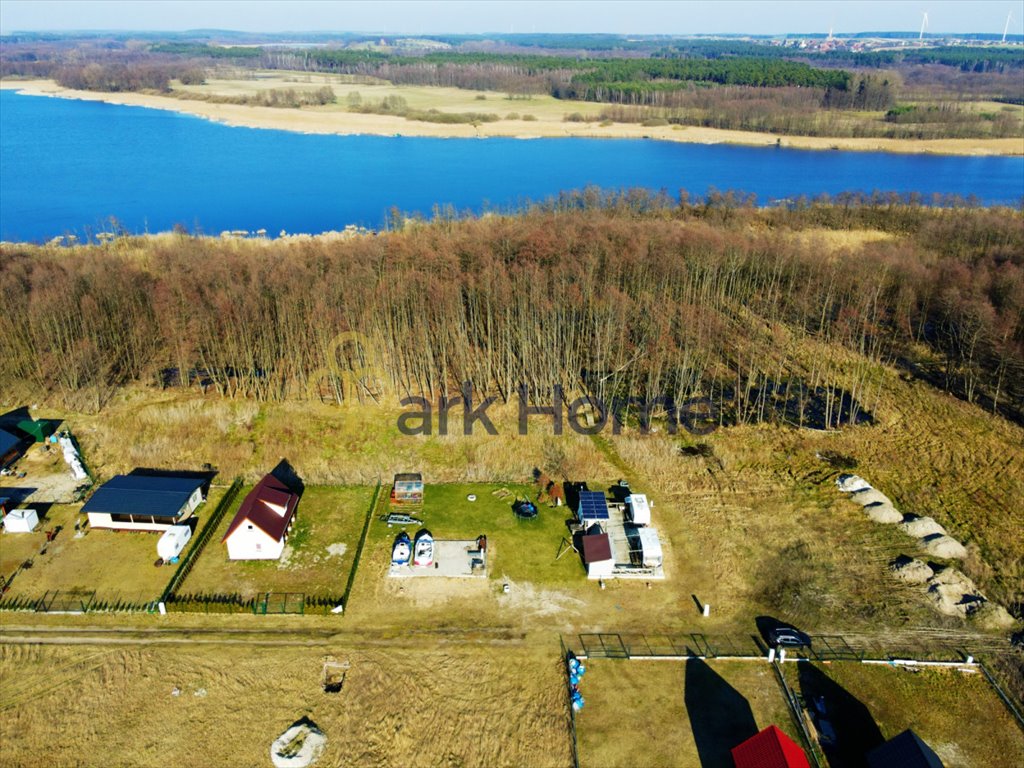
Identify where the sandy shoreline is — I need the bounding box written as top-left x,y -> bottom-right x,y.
4,79 -> 1023,157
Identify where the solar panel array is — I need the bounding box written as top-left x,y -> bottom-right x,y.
577,491 -> 610,521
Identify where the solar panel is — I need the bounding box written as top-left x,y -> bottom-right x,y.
577,491 -> 610,521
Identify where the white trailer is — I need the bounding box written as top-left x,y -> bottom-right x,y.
636,527 -> 663,568
157,524 -> 192,560
625,494 -> 651,525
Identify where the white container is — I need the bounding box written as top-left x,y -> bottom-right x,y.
157,524 -> 192,560
626,494 -> 651,525
3,508 -> 39,533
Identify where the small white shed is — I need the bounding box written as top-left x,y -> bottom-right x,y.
4,508 -> 39,533
157,524 -> 192,560
581,533 -> 615,579
636,527 -> 663,568
626,494 -> 651,525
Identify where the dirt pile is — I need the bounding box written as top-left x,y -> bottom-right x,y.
919,533 -> 968,560
926,567 -> 984,618
863,501 -> 903,524
899,516 -> 947,538
889,555 -> 934,584
849,488 -> 891,507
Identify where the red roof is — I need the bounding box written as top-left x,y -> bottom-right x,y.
222,474 -> 299,544
732,726 -> 810,768
581,533 -> 613,564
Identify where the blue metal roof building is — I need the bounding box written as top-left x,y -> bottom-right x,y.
576,491 -> 610,522
83,474 -> 206,530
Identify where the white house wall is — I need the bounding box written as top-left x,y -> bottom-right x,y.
87,512 -> 180,532
226,525 -> 285,560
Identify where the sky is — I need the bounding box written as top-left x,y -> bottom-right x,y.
1,0 -> 1022,36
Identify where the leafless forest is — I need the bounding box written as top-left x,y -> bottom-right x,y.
1,197 -> 1021,427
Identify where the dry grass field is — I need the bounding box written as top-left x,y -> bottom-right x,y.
576,658 -> 801,768
0,641 -> 573,768
781,661 -> 1024,768
1,488 -> 224,607
181,485 -> 374,600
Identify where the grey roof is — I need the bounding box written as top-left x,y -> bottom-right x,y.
82,474 -> 204,518
867,730 -> 944,768
577,491 -> 610,521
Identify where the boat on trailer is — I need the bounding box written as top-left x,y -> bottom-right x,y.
391,531 -> 412,566
413,530 -> 434,567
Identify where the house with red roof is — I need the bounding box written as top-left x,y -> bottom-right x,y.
222,474 -> 300,560
731,725 -> 810,768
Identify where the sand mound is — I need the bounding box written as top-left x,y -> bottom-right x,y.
271,720 -> 326,768
863,501 -> 903,524
889,556 -> 934,584
899,516 -> 947,538
919,533 -> 968,559
849,488 -> 891,507
971,602 -> 1018,630
926,568 -> 985,618
836,474 -> 871,493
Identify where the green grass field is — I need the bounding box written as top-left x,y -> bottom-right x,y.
179,485 -> 375,600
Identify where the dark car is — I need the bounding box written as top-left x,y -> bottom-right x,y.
767,626 -> 812,648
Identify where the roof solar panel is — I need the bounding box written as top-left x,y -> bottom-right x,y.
577,491 -> 609,520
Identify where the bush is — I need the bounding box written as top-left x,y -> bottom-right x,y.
564,112 -> 586,122
475,93 -> 487,100
642,117 -> 669,127
521,114 -> 537,121
177,68 -> 207,86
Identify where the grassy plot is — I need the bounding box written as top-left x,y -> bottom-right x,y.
179,485 -> 375,600
0,642 -> 574,768
576,658 -> 801,768
387,483 -> 585,585
780,661 -> 1024,768
0,489 -> 225,607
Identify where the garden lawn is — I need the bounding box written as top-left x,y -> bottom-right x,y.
179,485 -> 375,600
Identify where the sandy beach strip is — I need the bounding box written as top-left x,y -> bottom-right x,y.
3,79 -> 1022,157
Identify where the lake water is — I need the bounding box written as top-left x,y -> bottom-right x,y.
1,89 -> 1022,242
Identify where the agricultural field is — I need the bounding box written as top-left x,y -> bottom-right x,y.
576,658 -> 800,768
781,661 -> 1024,767
179,485 -> 375,601
0,641 -> 573,768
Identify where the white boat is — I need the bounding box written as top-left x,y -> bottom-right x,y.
413,531 -> 434,567
391,532 -> 411,566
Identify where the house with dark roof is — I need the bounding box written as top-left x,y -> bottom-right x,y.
867,729 -> 944,768
731,725 -> 810,768
221,474 -> 300,560
82,474 -> 206,532
581,526 -> 615,579
0,428 -> 27,469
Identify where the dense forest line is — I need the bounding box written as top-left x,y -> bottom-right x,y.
1,197 -> 1021,430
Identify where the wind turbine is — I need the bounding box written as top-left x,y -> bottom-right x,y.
1002,10 -> 1014,44
919,11 -> 929,40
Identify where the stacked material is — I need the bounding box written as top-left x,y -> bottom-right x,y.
888,555 -> 933,584
58,434 -> 88,481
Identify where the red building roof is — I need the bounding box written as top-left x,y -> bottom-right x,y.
732,726 -> 810,768
222,474 -> 299,543
581,533 -> 613,564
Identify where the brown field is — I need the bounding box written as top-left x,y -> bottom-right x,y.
1,488 -> 227,607
180,485 -> 374,600
781,661 -> 1024,768
0,640 -> 573,768
3,78 -> 1020,156
576,658 -> 801,768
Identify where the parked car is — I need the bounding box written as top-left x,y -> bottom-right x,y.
768,626 -> 812,648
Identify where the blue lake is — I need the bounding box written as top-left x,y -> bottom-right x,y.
1,89 -> 1022,242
